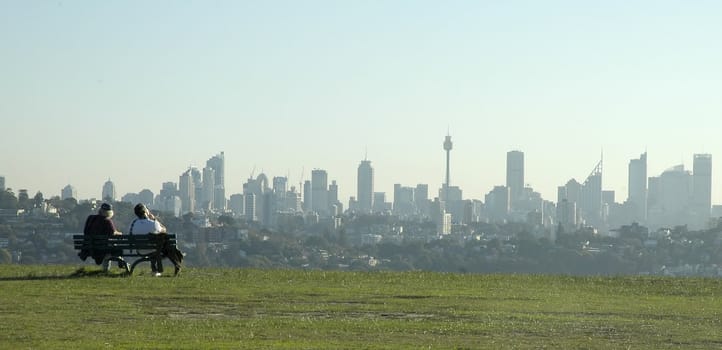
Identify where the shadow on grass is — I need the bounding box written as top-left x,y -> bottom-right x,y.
0,267 -> 128,281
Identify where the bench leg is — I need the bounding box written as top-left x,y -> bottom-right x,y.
101,254 -> 112,272
129,256 -> 152,275
103,256 -> 130,274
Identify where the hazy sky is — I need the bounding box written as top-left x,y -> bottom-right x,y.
2,1 -> 722,205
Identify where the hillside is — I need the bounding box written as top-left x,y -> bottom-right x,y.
1,265 -> 720,349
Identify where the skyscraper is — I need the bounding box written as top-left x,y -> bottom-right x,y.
311,169 -> 328,215
61,184 -> 76,200
393,184 -> 415,217
202,167 -> 215,210
190,167 -> 202,209
245,193 -> 256,222
229,193 -> 244,217
0,176 -> 5,191
627,152 -> 647,223
647,165 -> 691,229
273,176 -> 288,194
138,189 -> 154,207
179,169 -> 195,214
243,174 -> 269,224
157,182 -> 180,216
581,160 -> 603,227
206,152 -> 226,210
415,184 -> 429,217
558,179 -> 582,228
373,192 -> 389,213
357,159 -> 374,213
485,186 -> 510,221
506,150 -> 524,205
692,153 -> 712,228
329,180 -> 340,215
102,179 -> 116,201
303,180 -> 312,212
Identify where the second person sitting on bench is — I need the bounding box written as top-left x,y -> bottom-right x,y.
128,203 -> 171,277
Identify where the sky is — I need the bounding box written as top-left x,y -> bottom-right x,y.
2,1 -> 722,205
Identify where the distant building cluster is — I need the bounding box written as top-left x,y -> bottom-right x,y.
4,136 -> 719,236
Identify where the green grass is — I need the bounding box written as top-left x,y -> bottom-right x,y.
1,265 -> 721,349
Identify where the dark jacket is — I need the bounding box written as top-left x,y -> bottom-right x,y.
84,215 -> 117,236
81,215 -> 120,264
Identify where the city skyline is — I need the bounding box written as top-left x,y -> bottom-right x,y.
2,2 -> 722,205
0,146 -> 718,208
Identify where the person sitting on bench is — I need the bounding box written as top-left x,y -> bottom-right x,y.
128,203 -> 179,276
80,203 -> 127,271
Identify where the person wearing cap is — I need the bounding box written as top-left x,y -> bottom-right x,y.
80,203 -> 127,271
128,203 -> 180,276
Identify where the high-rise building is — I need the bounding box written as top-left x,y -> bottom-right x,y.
202,167 -> 215,210
393,184 -> 416,217
311,169 -> 329,215
0,176 -> 5,191
558,179 -> 582,205
580,160 -> 603,228
303,180 -> 312,212
243,174 -> 269,224
121,193 -> 139,204
430,197 -> 451,235
245,193 -> 256,222
557,199 -> 577,232
272,176 -> 289,214
273,176 -> 288,194
102,179 -> 116,201
438,186 -> 462,202
506,150 -> 524,205
229,193 -> 244,217
261,192 -> 274,226
647,165 -> 691,229
190,167 -> 202,210
159,182 -> 178,198
692,153 -> 712,228
557,179 -> 582,227
156,182 -> 180,215
627,152 -> 647,223
602,190 -> 615,206
61,184 -> 76,200
329,180 -> 341,215
372,192 -> 390,213
348,196 -> 358,211
206,152 -> 226,210
357,160 -> 374,213
415,184 -> 429,217
485,186 -> 510,221
328,180 -> 339,206
138,189 -> 154,207
179,169 -> 195,214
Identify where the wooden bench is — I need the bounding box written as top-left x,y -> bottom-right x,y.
74,234 -> 181,275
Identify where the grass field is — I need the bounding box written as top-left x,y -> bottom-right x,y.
1,264 -> 721,349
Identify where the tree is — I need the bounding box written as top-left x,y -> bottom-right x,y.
33,192 -> 44,209
217,215 -> 237,227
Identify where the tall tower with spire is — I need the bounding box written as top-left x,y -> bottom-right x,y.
443,134 -> 453,202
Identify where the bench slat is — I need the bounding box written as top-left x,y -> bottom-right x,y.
73,234 -> 177,256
